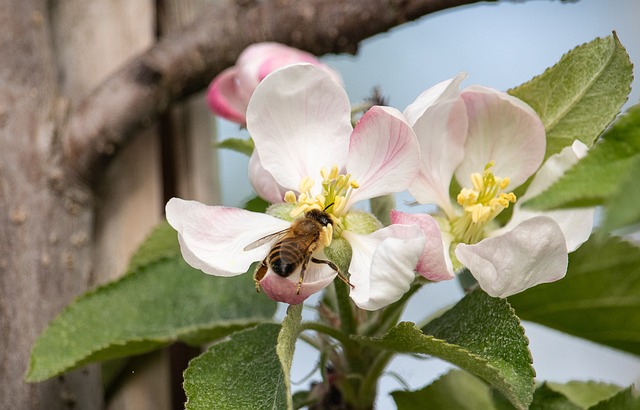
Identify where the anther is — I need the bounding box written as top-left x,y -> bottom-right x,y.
299,176 -> 315,193
284,191 -> 297,203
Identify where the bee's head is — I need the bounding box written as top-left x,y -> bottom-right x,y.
305,209 -> 333,227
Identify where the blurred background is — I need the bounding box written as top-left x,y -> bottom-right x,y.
215,0 -> 640,407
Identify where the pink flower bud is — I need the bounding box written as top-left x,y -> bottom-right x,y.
206,42 -> 342,125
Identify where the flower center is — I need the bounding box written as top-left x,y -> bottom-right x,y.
450,161 -> 516,244
283,164 -> 360,234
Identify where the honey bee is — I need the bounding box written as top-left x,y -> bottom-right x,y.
244,208 -> 353,294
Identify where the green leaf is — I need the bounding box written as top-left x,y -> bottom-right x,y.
27,221 -> 277,382
492,382 -> 626,410
546,381 -> 623,408
603,154 -> 640,230
588,387 -> 640,410
217,137 -> 254,156
509,33 -> 632,159
355,290 -> 535,409
244,195 -> 270,213
184,324 -> 288,410
527,383 -> 583,410
508,234 -> 640,356
524,104 -> 640,211
128,220 -> 183,270
277,304 -> 303,410
392,370 -> 496,410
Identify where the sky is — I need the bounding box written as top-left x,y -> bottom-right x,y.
214,0 -> 640,407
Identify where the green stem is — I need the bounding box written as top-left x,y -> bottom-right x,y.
334,279 -> 357,335
359,350 -> 395,407
297,332 -> 322,350
363,280 -> 423,336
369,195 -> 396,226
299,322 -> 354,350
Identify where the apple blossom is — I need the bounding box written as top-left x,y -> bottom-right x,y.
168,64 -> 430,310
393,74 -> 595,298
206,42 -> 342,125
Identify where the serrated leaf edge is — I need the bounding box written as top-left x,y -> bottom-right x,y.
26,255 -> 271,382
354,320 -> 534,410
27,316 -> 273,382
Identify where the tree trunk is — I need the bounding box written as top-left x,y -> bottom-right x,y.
0,1 -> 102,408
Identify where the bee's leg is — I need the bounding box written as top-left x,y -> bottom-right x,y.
297,252 -> 315,295
253,260 -> 268,293
311,257 -> 354,289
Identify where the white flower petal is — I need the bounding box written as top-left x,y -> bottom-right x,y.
406,75 -> 468,217
523,140 -> 589,199
247,64 -> 352,192
390,211 -> 455,281
346,106 -> 420,207
258,256 -> 337,304
403,73 -> 467,126
500,141 -> 594,252
343,225 -> 426,310
166,198 -> 290,276
455,85 -> 546,190
455,216 -> 568,298
248,150 -> 288,203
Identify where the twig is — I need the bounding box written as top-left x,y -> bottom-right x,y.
62,0 -> 485,185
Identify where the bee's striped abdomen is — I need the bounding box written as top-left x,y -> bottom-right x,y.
269,238 -> 309,277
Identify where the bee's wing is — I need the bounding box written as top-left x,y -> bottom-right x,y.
243,228 -> 290,251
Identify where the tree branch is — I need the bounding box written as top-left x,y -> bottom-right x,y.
63,0 -> 487,185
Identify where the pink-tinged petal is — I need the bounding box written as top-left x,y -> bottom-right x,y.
343,224 -> 426,310
206,67 -> 248,124
258,52 -> 343,87
166,198 -> 290,276
258,257 -> 337,304
499,141 -> 594,252
248,150 -> 288,203
206,43 -> 343,125
236,43 -> 342,96
403,73 -> 467,126
455,216 -> 568,298
406,75 -> 468,217
345,106 -> 420,207
455,85 -> 546,190
247,64 -> 352,192
390,210 -> 455,281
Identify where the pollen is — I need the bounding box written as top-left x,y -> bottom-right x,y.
451,161 -> 516,244
320,224 -> 333,247
284,164 -> 360,229
284,191 -> 297,203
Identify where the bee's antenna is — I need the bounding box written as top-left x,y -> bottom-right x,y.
323,203 -> 334,211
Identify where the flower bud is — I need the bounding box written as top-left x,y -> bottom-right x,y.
207,42 -> 342,125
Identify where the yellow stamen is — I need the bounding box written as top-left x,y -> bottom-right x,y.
451,161 -> 516,244
328,164 -> 340,180
283,164 -> 361,235
284,191 -> 297,203
299,176 -> 315,193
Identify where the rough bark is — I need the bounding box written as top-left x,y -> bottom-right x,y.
0,1 -> 102,408
63,0 -> 486,186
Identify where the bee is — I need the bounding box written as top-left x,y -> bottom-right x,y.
244,208 -> 353,294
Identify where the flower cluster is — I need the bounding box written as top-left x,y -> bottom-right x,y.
167,43 -> 594,310
393,73 -> 594,297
